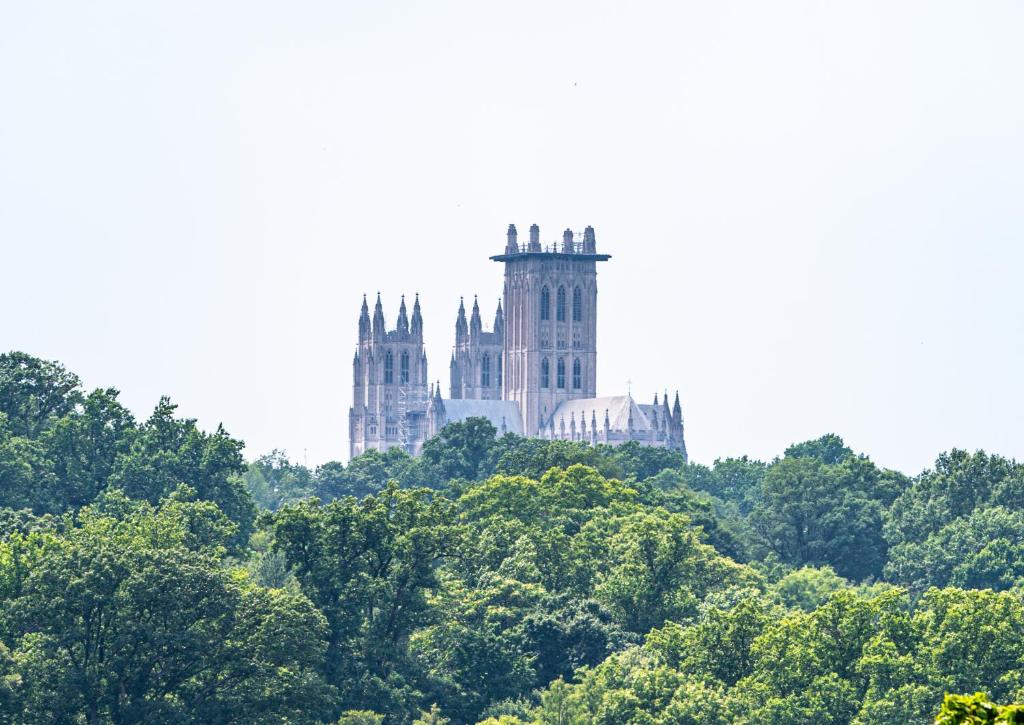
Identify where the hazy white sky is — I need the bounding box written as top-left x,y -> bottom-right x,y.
2,1 -> 1022,475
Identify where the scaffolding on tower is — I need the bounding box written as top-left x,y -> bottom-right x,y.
396,384 -> 427,454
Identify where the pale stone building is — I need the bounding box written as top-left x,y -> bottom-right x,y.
348,224 -> 687,460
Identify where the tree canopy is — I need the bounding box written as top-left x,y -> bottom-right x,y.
2,352 -> 1023,723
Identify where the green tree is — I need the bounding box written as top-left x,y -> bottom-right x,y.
421,417 -> 499,482
0,353 -> 82,439
785,434 -> 854,465
269,484 -> 461,719
935,692 -> 1024,724
751,456 -> 887,580
108,397 -> 255,546
40,388 -> 136,509
0,493 -> 332,724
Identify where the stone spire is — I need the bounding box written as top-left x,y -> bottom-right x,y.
397,295 -> 409,335
528,223 -> 541,252
673,391 -> 682,424
455,297 -> 467,341
653,392 -> 659,406
494,299 -> 504,335
506,224 -> 519,254
372,293 -> 385,339
358,294 -> 370,340
470,295 -> 482,335
411,293 -> 423,338
562,228 -> 574,253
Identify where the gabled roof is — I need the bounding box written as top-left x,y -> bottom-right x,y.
439,399 -> 524,435
547,394 -> 652,432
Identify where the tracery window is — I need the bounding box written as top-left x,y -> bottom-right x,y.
556,286 -> 566,322
541,358 -> 550,388
481,355 -> 491,387
557,358 -> 565,389
573,287 -> 582,322
540,287 -> 550,321
496,354 -> 502,387
573,358 -> 581,389
384,351 -> 394,384
400,351 -> 409,384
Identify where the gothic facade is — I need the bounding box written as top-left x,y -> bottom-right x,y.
348,224 -> 687,460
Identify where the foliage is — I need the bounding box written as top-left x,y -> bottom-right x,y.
7,353 -> 1024,723
935,693 -> 1024,724
0,491 -> 332,723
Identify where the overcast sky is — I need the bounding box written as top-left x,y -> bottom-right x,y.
2,1 -> 1022,475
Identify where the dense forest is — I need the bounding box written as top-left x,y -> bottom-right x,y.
1,351 -> 1023,724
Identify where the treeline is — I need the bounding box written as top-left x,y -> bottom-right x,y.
1,352 -> 1022,724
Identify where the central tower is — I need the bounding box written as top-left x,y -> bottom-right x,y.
492,223 -> 611,436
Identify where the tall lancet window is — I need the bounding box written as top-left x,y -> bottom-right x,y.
573,287 -> 582,322
496,354 -> 502,387
557,358 -> 566,388
481,355 -> 490,387
556,286 -> 566,321
540,287 -> 550,321
384,351 -> 394,384
541,358 -> 550,388
400,351 -> 409,384
573,358 -> 581,389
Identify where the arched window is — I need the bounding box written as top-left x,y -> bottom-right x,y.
496,354 -> 502,387
573,358 -> 581,389
573,287 -> 582,322
556,286 -> 566,321
540,287 -> 550,321
481,354 -> 491,387
384,351 -> 394,384
541,358 -> 550,388
557,358 -> 566,389
400,351 -> 409,384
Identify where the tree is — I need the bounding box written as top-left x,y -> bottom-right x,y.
577,508 -> 756,633
108,397 -> 255,547
40,388 -> 136,510
886,507 -> 1024,591
421,417 -> 499,482
242,449 -> 313,510
751,456 -> 887,580
0,352 -> 82,439
0,493 -> 332,724
269,484 -> 461,719
785,434 -> 854,466
935,692 -> 1024,724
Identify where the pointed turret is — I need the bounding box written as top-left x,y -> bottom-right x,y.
455,297 -> 468,341
470,295 -> 482,335
583,225 -> 596,253
493,299 -> 504,335
358,294 -> 370,340
673,391 -> 682,424
372,293 -> 385,339
528,223 -> 541,252
411,293 -> 423,338
506,224 -> 519,254
397,295 -> 409,335
653,392 -> 659,406
562,228 -> 574,253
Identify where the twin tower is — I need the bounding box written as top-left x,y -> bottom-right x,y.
349,224 -> 686,460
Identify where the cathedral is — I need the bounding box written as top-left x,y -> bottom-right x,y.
349,224 -> 687,460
